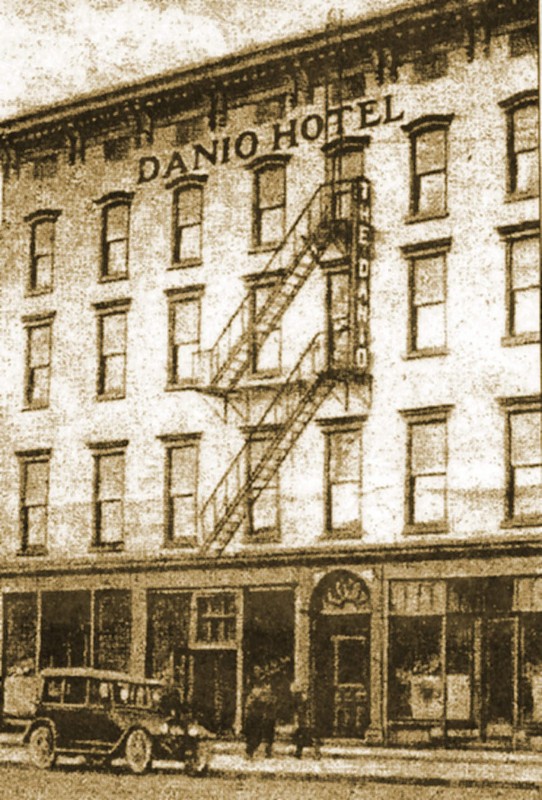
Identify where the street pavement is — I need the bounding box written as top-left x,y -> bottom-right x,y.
2,730 -> 542,790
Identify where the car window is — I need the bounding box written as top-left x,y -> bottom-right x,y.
89,679 -> 113,705
43,678 -> 63,703
134,685 -> 149,708
113,682 -> 131,705
63,677 -> 87,705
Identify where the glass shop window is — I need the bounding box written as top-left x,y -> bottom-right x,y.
388,616 -> 443,720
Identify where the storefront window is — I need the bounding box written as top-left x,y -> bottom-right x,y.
196,593 -> 237,645
446,616 -> 474,721
389,616 -> 443,720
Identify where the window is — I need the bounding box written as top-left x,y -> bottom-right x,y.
91,442 -> 127,548
173,182 -> 204,265
23,313 -> 55,409
94,301 -> 130,399
403,238 -> 450,355
498,222 -> 540,342
403,116 -> 453,220
166,287 -> 203,386
17,450 -> 51,554
103,136 -> 130,162
388,580 -> 446,722
33,154 -> 58,181
247,429 -> 280,540
402,407 -> 452,532
247,275 -> 282,375
504,400 -> 542,524
101,200 -> 131,279
25,210 -> 61,294
323,138 -> 367,224
253,162 -> 286,248
322,421 -> 362,536
195,593 -> 237,645
175,116 -> 206,146
501,93 -> 539,199
163,435 -> 200,545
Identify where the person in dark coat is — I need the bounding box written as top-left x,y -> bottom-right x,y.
291,684 -> 321,759
244,667 -> 277,758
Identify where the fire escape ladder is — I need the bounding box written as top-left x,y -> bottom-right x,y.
204,178 -> 365,390
200,334 -> 333,554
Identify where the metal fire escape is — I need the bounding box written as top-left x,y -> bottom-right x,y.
198,175 -> 372,555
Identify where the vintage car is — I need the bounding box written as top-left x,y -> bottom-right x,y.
23,668 -> 212,775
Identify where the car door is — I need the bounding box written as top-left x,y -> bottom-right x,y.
86,679 -> 123,750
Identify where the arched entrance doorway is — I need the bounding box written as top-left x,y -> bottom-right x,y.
310,571 -> 371,738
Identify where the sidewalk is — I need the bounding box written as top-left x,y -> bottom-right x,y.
2,731 -> 542,788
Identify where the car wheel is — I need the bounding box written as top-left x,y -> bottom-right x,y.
124,728 -> 153,775
28,724 -> 56,770
185,741 -> 211,777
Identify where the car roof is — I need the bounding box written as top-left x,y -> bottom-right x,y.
39,667 -> 165,686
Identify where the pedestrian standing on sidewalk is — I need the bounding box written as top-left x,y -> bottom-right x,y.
291,683 -> 321,759
244,667 -> 277,759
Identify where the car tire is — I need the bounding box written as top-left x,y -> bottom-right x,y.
124,728 -> 153,775
185,741 -> 211,777
28,724 -> 56,770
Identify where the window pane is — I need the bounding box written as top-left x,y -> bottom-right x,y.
514,466 -> 542,517
516,150 -> 539,196
98,454 -> 124,499
178,224 -> 201,260
29,326 -> 50,367
258,167 -> 284,209
34,221 -> 54,255
26,506 -> 47,547
249,439 -> 277,486
415,304 -> 446,350
413,474 -> 446,523
416,129 -> 446,174
176,188 -> 201,226
106,240 -> 128,275
514,104 -> 538,152
331,482 -> 359,528
513,287 -> 540,335
103,354 -> 125,395
389,617 -> 443,720
174,301 -> 199,345
411,422 -> 446,474
511,238 -> 539,289
338,150 -> 362,181
105,205 -> 128,241
29,367 -> 49,405
255,328 -> 280,372
172,495 -> 197,539
510,411 -> 542,466
251,487 -> 277,531
259,207 -> 284,244
101,314 -> 126,355
254,284 -> 272,316
25,461 -> 48,504
99,500 -> 123,543
417,173 -> 446,216
414,256 -> 445,305
170,446 -> 197,495
329,430 -> 360,482
33,255 -> 53,289
174,343 -> 196,381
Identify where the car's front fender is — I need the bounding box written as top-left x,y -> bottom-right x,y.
23,717 -> 57,745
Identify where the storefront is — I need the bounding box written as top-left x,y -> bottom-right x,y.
3,549 -> 542,748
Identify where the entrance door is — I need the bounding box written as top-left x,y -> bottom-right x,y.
485,618 -> 515,736
332,635 -> 369,737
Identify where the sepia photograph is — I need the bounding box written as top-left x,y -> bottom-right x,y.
0,0 -> 540,796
